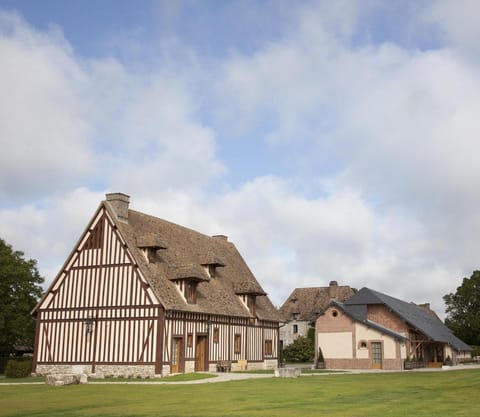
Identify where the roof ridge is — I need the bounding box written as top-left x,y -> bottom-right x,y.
128,209 -> 231,244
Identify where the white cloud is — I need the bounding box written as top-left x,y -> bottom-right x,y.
1,2 -> 479,320
0,11 -> 225,281
211,1 -> 480,313
0,187 -> 103,282
425,0 -> 480,60
0,12 -> 95,202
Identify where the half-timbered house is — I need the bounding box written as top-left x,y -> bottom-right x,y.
32,193 -> 282,377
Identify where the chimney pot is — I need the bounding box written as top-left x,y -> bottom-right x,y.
106,193 -> 130,222
212,235 -> 228,241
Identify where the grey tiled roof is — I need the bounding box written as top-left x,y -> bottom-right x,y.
344,288 -> 471,352
331,300 -> 406,341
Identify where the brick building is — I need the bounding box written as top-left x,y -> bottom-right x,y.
315,287 -> 471,370
279,281 -> 354,347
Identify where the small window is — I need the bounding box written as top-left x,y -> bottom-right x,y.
208,264 -> 216,278
293,324 -> 298,334
213,327 -> 220,344
359,340 -> 367,349
265,339 -> 273,355
247,295 -> 256,316
332,310 -> 338,318
187,334 -> 193,348
184,280 -> 197,304
292,313 -> 298,320
234,334 -> 242,354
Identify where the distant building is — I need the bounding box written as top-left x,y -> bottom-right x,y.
279,281 -> 355,347
316,287 -> 472,370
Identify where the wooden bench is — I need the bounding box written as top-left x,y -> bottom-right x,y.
216,360 -> 232,372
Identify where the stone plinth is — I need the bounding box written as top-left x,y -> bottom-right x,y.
274,368 -> 300,378
45,373 -> 88,386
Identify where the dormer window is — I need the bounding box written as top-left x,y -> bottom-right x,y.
239,294 -> 256,316
141,247 -> 158,263
184,280 -> 198,304
208,264 -> 217,278
169,263 -> 210,305
173,279 -> 198,304
200,253 -> 225,278
137,234 -> 167,264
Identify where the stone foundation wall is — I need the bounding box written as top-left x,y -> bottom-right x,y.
264,359 -> 278,369
35,364 -> 156,378
162,364 -> 171,377
36,364 -> 87,376
184,360 -> 195,374
245,362 -> 263,371
325,358 -> 402,370
36,359 -> 279,377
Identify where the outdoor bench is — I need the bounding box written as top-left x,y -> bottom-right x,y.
216,360 -> 232,372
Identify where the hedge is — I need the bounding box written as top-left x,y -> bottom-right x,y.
5,358 -> 33,378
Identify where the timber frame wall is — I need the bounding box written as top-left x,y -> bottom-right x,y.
33,207 -> 279,376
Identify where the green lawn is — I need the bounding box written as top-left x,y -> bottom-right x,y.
97,373 -> 217,383
0,370 -> 479,417
0,375 -> 44,383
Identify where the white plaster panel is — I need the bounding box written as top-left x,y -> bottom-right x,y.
318,332 -> 353,359
354,323 -> 398,359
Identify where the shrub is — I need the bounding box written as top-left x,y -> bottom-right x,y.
282,334 -> 314,363
5,357 -> 32,378
0,357 -> 10,374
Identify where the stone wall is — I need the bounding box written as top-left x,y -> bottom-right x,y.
35,364 -> 157,378
184,360 -> 195,374
264,359 -> 278,369
280,320 -> 310,347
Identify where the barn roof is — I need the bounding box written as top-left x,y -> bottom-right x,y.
105,197 -> 282,322
329,300 -> 407,341
344,287 -> 471,352
279,282 -> 355,322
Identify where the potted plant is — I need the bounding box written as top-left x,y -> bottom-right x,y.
316,348 -> 325,369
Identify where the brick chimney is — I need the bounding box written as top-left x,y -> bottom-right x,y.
328,280 -> 338,299
106,193 -> 130,223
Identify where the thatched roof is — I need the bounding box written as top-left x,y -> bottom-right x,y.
279,282 -> 355,322
168,263 -> 211,282
105,200 -> 282,322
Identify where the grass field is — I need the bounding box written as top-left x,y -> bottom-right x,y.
1,369 -> 479,417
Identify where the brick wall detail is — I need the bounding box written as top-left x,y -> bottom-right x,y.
367,305 -> 407,333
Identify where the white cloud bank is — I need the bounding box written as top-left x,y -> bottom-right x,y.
2,2 -> 480,317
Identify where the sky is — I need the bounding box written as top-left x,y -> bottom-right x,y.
1,0 -> 480,317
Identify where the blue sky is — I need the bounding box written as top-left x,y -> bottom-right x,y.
1,0 -> 480,316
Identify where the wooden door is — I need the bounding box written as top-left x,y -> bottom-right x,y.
195,336 -> 207,371
371,342 -> 382,369
171,337 -> 182,373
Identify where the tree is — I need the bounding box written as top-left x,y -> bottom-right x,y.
282,327 -> 315,363
0,238 -> 44,355
443,270 -> 480,346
